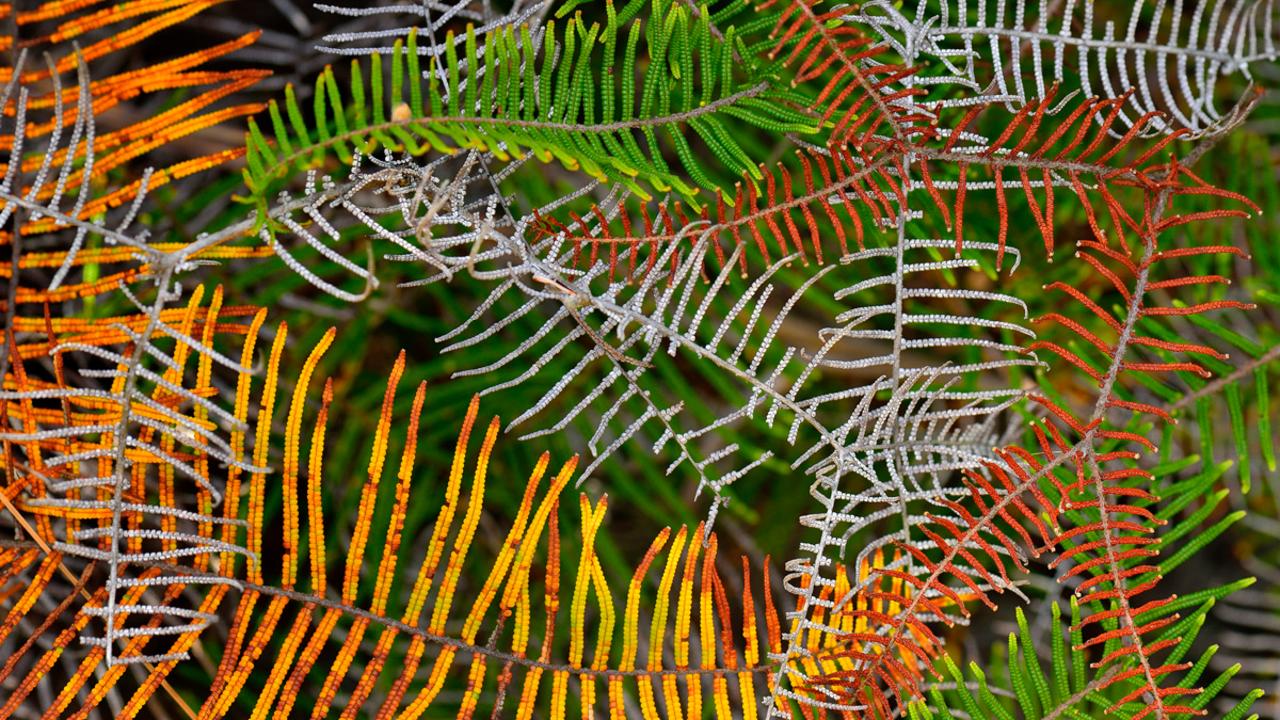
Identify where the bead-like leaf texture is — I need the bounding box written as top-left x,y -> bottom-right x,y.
1022,161 -> 1260,720
806,105 -> 1263,720
244,0 -> 817,212
848,0 -> 1280,138
237,6 -> 1275,717
0,0 -> 277,669
0,0 -> 270,305
768,114 -> 1264,720
530,144 -> 908,282
535,78 -> 1218,285
0,334 -> 935,717
0,284 -> 268,667
754,0 -> 933,154
1,0 -> 1275,716
313,0 -> 556,57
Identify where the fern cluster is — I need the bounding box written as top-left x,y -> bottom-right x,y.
1,0 -> 1280,719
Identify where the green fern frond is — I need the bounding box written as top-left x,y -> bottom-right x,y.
909,590 -> 1261,720
243,0 -> 817,213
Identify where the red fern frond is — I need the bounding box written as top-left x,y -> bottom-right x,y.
532,145 -> 905,282
1008,150 -> 1261,718
788,445 -> 1066,715
919,89 -> 1189,263
755,0 -> 929,154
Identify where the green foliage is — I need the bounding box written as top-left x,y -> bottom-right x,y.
910,591 -> 1261,720
243,0 -> 817,216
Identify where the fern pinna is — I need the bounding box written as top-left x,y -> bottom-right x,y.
2,0 -> 1279,718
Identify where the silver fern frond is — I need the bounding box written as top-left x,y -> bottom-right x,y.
850,0 -> 1279,137
314,0 -> 554,59
763,188 -> 1041,718
0,278 -> 265,665
0,53 -> 268,667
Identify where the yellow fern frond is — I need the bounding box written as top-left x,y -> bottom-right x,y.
1,325 -> 923,717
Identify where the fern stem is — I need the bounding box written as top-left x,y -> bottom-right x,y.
0,538 -> 790,680
1169,341 -> 1280,412
259,81 -> 772,183
1040,666 -> 1121,720
99,264 -> 177,668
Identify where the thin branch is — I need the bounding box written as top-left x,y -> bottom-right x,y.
1041,666 -> 1121,720
1170,340 -> 1280,412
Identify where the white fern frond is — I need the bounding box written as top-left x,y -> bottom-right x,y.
851,0 -> 1279,137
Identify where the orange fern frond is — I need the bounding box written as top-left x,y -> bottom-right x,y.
0,326 -> 943,717
188,346 -> 796,718
766,547 -> 991,718
0,283 -> 272,709
0,0 -> 267,307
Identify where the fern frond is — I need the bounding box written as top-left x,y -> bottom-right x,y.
434,230 -> 819,516
766,369 -> 1044,717
0,1 -> 268,306
245,0 -> 817,213
0,24 -> 282,667
2,1 -> 1274,716
1211,582 -> 1280,718
531,144 -> 907,282
850,0 -> 1280,138
779,360 -> 1259,719
0,80 -> 298,677
719,82 -> 1259,717
314,0 -> 555,57
0,284 -> 267,666
532,85 -> 1210,286
911,590 -> 1260,720
998,145 -> 1264,718
0,336 -> 929,717
756,0 -> 931,153
912,88 -> 1196,262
